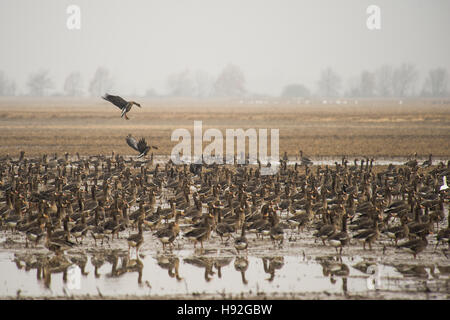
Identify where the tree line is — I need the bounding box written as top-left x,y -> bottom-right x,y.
0,63 -> 448,98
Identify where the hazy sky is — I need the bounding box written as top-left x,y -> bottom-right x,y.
0,0 -> 449,95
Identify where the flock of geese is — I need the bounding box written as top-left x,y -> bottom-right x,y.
0,150 -> 448,260
0,94 -> 449,288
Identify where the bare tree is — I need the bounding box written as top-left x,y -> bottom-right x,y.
0,71 -> 16,96
281,84 -> 310,98
144,88 -> 158,98
167,69 -> 195,97
26,70 -> 53,96
63,71 -> 83,96
194,70 -> 214,98
392,63 -> 418,97
359,70 -> 375,97
375,65 -> 393,97
317,67 -> 341,97
88,67 -> 113,97
422,67 -> 449,97
214,64 -> 246,97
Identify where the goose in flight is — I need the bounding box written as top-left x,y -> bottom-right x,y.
102,93 -> 141,120
126,134 -> 158,158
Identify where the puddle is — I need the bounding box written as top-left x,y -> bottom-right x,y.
1,249 -> 449,299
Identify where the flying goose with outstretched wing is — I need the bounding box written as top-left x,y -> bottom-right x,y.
126,134 -> 158,158
102,93 -> 141,120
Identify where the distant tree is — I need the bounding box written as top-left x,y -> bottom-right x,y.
88,67 -> 113,97
144,88 -> 158,98
317,67 -> 341,97
422,68 -> 449,97
359,70 -> 375,97
281,84 -> 311,98
214,64 -> 246,97
26,70 -> 54,96
167,69 -> 195,97
63,71 -> 83,96
375,64 -> 393,97
345,76 -> 360,97
194,70 -> 214,98
392,63 -> 418,97
0,71 -> 16,96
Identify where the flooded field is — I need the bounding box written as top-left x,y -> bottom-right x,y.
0,98 -> 449,300
1,202 -> 449,300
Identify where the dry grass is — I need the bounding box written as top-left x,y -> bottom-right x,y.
0,97 -> 449,158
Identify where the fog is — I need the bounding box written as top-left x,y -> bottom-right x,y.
0,0 -> 449,96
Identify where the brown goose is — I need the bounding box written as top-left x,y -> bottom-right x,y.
353,212 -> 381,250
398,234 -> 429,259
327,210 -> 349,254
383,215 -> 410,246
234,223 -> 248,255
127,220 -> 144,257
102,93 -> 141,120
184,214 -> 214,249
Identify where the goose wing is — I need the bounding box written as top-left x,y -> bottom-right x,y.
137,138 -> 149,154
126,135 -> 140,152
102,93 -> 128,109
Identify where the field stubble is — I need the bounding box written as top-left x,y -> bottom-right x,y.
0,97 -> 449,158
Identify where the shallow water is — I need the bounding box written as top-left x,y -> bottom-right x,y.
1,248 -> 449,299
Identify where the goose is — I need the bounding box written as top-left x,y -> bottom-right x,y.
126,134 -> 158,159
398,234 -> 429,259
102,93 -> 141,120
184,214 -> 214,249
327,210 -> 349,254
353,212 -> 381,251
234,223 -> 248,255
215,208 -> 235,243
421,154 -> 432,168
440,175 -> 448,191
155,210 -> 183,250
127,220 -> 144,257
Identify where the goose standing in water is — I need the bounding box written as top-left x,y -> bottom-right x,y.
102,93 -> 141,120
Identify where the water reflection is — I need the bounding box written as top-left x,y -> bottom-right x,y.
213,257 -> 233,279
4,251 -> 450,298
184,256 -> 215,282
262,256 -> 284,282
234,256 -> 249,285
156,254 -> 182,281
316,256 -> 350,295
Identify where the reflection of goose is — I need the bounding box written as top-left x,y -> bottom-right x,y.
70,254 -> 89,276
124,256 -> 144,284
157,255 -> 182,280
234,256 -> 249,285
91,254 -> 105,278
394,264 -> 428,278
317,256 -> 349,279
184,256 -> 215,282
262,256 -> 284,281
352,260 -> 378,274
213,257 -> 233,278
